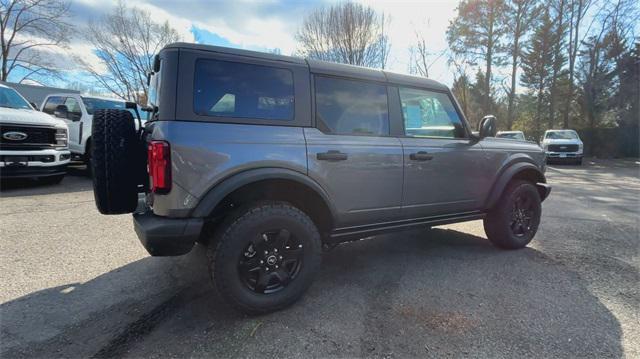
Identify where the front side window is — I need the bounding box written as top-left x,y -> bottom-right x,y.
42,96 -> 64,114
315,76 -> 389,136
399,87 -> 465,139
193,59 -> 294,121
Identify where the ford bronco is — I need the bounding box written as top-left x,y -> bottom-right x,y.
90,43 -> 551,314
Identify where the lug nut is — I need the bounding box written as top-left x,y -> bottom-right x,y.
260,260 -> 264,264
264,250 -> 268,255
274,248 -> 278,253
275,265 -> 279,269
265,267 -> 270,271
298,244 -> 303,248
279,256 -> 283,260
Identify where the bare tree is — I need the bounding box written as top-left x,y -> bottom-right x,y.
296,1 -> 389,68
409,29 -> 431,77
561,0 -> 592,128
503,0 -> 541,129
0,0 -> 71,83
81,2 -> 180,103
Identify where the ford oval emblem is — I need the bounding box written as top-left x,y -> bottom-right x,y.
2,131 -> 28,141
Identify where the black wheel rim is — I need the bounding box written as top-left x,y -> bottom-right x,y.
510,192 -> 535,237
237,228 -> 303,294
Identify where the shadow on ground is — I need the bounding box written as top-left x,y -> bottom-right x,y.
0,166 -> 91,197
1,228 -> 623,358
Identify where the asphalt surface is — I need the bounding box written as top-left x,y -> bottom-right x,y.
1,159 -> 638,358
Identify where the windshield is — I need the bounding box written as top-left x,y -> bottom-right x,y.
82,97 -> 127,115
497,132 -> 524,140
545,131 -> 578,140
0,87 -> 32,110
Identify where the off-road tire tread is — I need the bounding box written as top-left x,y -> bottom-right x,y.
91,109 -> 139,214
207,201 -> 322,315
484,180 -> 541,250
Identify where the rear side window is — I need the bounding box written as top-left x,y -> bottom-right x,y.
42,96 -> 64,114
193,59 -> 294,121
315,76 -> 389,136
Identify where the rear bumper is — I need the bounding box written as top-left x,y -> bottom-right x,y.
133,211 -> 204,256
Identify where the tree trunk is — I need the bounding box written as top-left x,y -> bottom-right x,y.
562,0 -> 583,129
485,9 -> 494,115
548,0 -> 565,130
507,38 -> 519,130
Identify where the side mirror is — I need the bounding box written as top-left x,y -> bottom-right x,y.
478,115 -> 497,139
53,104 -> 69,119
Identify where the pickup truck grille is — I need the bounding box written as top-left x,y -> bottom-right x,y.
548,144 -> 579,152
0,125 -> 57,150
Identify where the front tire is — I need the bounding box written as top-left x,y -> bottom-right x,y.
207,201 -> 322,315
484,180 -> 542,249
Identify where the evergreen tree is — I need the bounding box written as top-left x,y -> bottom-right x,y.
520,10 -> 555,138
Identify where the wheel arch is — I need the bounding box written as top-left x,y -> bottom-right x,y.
191,168 -> 337,235
484,160 -> 549,210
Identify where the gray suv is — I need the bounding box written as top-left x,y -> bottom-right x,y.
90,43 -> 551,314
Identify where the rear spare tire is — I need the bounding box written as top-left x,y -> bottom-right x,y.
91,109 -> 143,214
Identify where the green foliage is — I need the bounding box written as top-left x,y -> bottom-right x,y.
447,0 -> 507,113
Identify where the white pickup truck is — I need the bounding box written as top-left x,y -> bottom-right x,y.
40,94 -> 144,164
0,84 -> 70,183
541,129 -> 584,165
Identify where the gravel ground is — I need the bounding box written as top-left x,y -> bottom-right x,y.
1,159 -> 638,358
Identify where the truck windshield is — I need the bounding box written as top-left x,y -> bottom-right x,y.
0,87 -> 32,110
546,131 -> 578,140
82,97 -> 128,115
498,133 -> 524,140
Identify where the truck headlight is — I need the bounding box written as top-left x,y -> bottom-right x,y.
55,128 -> 68,147
578,143 -> 583,152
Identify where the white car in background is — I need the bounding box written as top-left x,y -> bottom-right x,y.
0,84 -> 70,183
496,130 -> 526,141
541,129 -> 584,165
40,94 -> 144,164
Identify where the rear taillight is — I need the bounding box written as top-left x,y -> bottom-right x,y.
148,141 -> 171,193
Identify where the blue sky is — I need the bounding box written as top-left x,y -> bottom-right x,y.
11,0 -> 461,88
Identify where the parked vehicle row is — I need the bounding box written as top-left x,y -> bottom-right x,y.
0,85 -> 148,184
496,129 -> 584,165
90,43 -> 552,314
41,94 -> 145,165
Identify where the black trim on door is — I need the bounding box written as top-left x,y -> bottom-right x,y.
328,211 -> 485,243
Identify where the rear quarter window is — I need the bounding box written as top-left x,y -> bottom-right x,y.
193,59 -> 294,121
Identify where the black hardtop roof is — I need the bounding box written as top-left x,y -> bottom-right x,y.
164,42 -> 449,91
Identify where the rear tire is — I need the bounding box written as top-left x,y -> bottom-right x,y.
484,180 -> 541,249
207,201 -> 322,314
91,109 -> 143,214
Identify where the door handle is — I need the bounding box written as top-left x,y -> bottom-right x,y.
317,150 -> 348,161
409,151 -> 433,161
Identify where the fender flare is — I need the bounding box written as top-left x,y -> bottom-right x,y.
484,160 -> 548,210
190,167 -> 337,220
